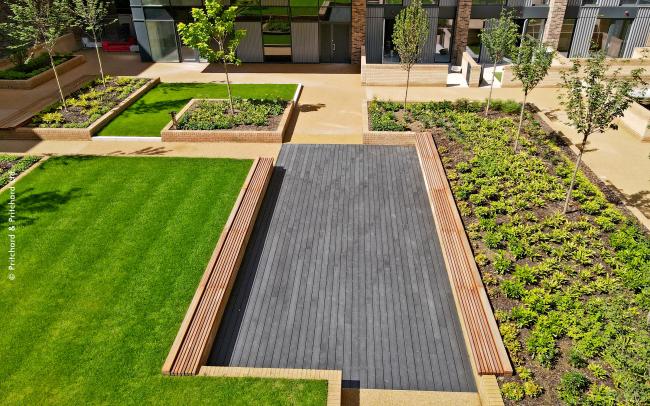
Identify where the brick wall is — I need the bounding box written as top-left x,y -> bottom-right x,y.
542,0 -> 569,49
351,0 -> 366,64
453,0 -> 472,65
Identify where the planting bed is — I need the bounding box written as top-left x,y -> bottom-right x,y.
0,154 -> 40,188
0,54 -> 85,90
370,100 -> 650,405
29,76 -> 149,128
177,99 -> 287,131
0,54 -> 72,80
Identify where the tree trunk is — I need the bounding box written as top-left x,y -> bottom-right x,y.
514,91 -> 527,153
93,29 -> 106,87
485,59 -> 498,115
48,51 -> 67,110
404,67 -> 411,111
223,62 -> 234,115
562,133 -> 589,214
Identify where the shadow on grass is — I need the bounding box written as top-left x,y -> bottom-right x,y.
0,187 -> 86,227
207,166 -> 285,366
125,99 -> 191,116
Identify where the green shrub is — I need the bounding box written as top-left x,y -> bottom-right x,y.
568,348 -> 588,368
501,382 -> 525,401
509,305 -> 538,328
524,380 -> 543,398
587,363 -> 608,379
558,372 -> 590,405
584,384 -> 617,406
178,99 -> 286,130
527,329 -> 557,368
0,53 -> 71,80
492,251 -> 513,274
501,279 -> 526,299
484,231 -> 504,249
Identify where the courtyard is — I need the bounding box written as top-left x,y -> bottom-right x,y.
0,44 -> 648,406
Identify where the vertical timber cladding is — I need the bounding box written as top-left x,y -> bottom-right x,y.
420,7 -> 439,63
235,22 -> 264,63
623,8 -> 650,57
292,22 -> 319,63
366,6 -> 384,63
569,7 -> 599,57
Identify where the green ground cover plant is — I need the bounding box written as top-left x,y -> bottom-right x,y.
0,53 -> 71,80
0,156 -> 328,405
370,99 -> 650,405
30,76 -> 148,128
0,154 -> 40,187
98,82 -> 297,136
178,99 -> 286,130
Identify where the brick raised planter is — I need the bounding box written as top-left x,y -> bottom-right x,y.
6,77 -> 160,141
0,54 -> 86,90
161,99 -> 295,143
362,101 -> 421,146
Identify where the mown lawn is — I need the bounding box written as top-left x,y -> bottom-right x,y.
98,83 -> 297,137
0,156 -> 327,405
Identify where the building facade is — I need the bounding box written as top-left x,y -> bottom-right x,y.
130,0 -> 650,64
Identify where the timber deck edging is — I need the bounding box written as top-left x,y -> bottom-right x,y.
162,157 -> 274,376
415,133 -> 512,380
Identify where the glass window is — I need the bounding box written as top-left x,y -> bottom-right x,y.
582,0 -> 596,5
383,18 -> 398,63
146,20 -> 179,61
558,18 -> 575,56
466,19 -> 483,61
524,19 -> 545,41
435,18 -> 453,63
262,15 -> 291,61
590,19 -> 632,58
141,0 -> 170,5
170,0 -> 202,5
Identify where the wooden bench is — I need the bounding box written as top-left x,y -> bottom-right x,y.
162,157 -> 274,376
415,133 -> 512,376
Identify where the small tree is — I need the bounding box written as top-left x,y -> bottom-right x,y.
1,0 -> 72,109
70,0 -> 114,87
479,9 -> 519,115
511,36 -> 555,152
392,0 -> 429,110
560,51 -> 645,214
177,0 -> 245,114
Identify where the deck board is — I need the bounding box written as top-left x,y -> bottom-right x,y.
208,145 -> 476,392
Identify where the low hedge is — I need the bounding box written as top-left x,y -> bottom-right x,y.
0,154 -> 40,187
0,53 -> 72,80
177,99 -> 286,131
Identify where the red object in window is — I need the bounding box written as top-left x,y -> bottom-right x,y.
101,37 -> 136,52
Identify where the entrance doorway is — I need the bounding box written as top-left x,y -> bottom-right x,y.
319,23 -> 350,63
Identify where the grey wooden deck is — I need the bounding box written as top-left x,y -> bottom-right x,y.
208,145 -> 476,392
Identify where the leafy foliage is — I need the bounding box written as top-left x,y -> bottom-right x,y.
0,53 -> 71,80
31,76 -> 148,128
177,99 -> 286,130
177,0 -> 246,113
559,51 -> 646,213
69,0 -> 114,85
391,0 -> 428,109
374,98 -> 650,404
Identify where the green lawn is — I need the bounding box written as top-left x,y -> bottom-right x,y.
98,83 -> 297,137
0,156 -> 327,405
